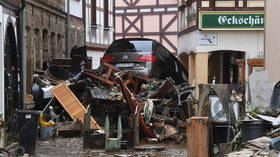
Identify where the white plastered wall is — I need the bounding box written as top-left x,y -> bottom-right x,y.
0,6 -> 17,117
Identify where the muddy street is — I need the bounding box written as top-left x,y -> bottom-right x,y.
35,137 -> 187,157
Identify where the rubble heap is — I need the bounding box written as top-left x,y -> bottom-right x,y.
32,63 -> 196,143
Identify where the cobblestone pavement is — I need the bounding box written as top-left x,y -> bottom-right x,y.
35,137 -> 187,157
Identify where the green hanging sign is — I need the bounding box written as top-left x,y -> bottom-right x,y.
199,11 -> 264,30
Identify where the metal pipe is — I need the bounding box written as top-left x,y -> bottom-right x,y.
16,0 -> 26,109
113,0 -> 116,40
65,0 -> 70,57
83,0 -> 86,47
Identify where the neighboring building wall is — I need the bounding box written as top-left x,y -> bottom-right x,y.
265,0 -> 280,82
66,0 -> 85,50
25,0 -> 66,93
178,31 -> 264,59
87,50 -> 105,69
115,0 -> 178,54
85,0 -> 115,69
0,0 -> 19,118
177,0 -> 264,85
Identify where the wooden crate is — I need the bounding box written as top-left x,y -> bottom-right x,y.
51,82 -> 100,130
187,117 -> 209,157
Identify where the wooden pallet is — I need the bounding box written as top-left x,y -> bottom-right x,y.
51,82 -> 101,130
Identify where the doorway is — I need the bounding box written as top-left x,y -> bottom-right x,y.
4,23 -> 19,123
208,50 -> 245,84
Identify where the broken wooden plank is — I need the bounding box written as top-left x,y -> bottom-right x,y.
116,75 -> 155,138
247,136 -> 271,150
82,71 -> 115,86
197,84 -> 211,116
187,117 -> 209,157
51,82 -> 101,130
82,63 -> 120,86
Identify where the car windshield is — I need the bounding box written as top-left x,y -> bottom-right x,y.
106,40 -> 153,53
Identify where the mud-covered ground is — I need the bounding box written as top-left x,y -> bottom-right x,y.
35,137 -> 187,157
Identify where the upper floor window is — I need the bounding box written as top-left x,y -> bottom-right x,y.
104,0 -> 109,27
91,0 -> 97,25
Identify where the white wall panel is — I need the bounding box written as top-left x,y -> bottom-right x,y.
87,50 -> 105,69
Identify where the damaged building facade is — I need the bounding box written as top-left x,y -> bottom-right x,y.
25,0 -> 66,93
85,0 -> 115,69
0,0 -> 23,123
66,0 -> 84,50
178,0 -> 264,87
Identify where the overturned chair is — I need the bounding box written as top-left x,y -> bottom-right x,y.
105,115 -> 122,151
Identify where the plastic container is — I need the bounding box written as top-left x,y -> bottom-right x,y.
40,126 -> 53,140
212,122 -> 234,144
17,110 -> 41,155
240,120 -> 272,143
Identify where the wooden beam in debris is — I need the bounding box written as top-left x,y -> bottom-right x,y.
82,63 -> 120,86
116,75 -> 155,138
211,84 -> 237,122
154,79 -> 173,98
82,71 -> 115,86
197,84 -> 211,116
51,82 -> 101,130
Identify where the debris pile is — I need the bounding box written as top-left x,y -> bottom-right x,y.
226,137 -> 271,157
31,62 -> 196,144
223,80 -> 280,157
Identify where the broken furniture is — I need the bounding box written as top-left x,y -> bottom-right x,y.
116,74 -> 155,138
33,63 -> 194,143
51,82 -> 100,129
105,115 -> 122,151
122,71 -> 144,94
82,63 -> 120,86
197,84 -> 242,156
56,121 -> 83,137
168,78 -> 195,106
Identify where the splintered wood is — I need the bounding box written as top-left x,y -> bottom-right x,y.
226,137 -> 271,157
51,82 -> 101,130
187,117 -> 209,157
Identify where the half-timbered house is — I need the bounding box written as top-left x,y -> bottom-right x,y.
115,0 -> 178,54
85,0 -> 115,69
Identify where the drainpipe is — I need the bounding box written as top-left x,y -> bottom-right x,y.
16,0 -> 26,109
83,0 -> 86,47
113,0 -> 115,41
65,0 -> 70,57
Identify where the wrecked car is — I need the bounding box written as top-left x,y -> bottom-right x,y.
101,38 -> 188,84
